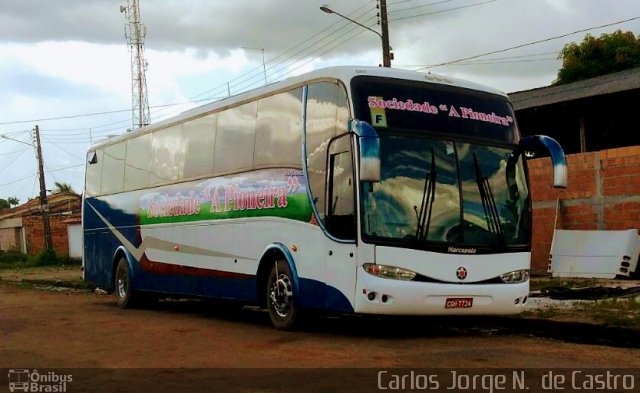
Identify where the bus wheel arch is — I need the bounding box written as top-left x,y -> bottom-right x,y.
257,244 -> 302,329
257,245 -> 299,307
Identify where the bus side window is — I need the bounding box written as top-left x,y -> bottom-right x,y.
214,101 -> 257,174
325,134 -> 356,240
85,149 -> 103,196
101,142 -> 126,194
305,81 -> 349,224
254,88 -> 303,168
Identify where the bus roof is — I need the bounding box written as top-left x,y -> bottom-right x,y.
89,66 -> 507,150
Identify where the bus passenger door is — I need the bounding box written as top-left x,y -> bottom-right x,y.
323,134 -> 358,312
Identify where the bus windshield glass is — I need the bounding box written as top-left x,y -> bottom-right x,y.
352,76 -> 530,250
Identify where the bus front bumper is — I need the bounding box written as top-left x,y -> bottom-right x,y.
354,274 -> 530,315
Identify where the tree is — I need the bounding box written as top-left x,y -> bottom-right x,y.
52,181 -> 75,194
554,30 -> 640,85
0,197 -> 19,211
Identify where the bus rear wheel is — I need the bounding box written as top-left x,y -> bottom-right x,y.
114,257 -> 135,308
266,260 -> 299,330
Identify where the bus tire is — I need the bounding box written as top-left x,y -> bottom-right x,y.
266,259 -> 299,330
114,257 -> 136,308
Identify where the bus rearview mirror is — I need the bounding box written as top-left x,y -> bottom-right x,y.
520,135 -> 567,188
350,119 -> 381,182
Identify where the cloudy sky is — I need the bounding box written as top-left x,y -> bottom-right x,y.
1,0 -> 639,204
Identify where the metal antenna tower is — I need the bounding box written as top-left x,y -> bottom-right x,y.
121,0 -> 150,130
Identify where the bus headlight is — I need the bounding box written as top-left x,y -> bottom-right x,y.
500,269 -> 529,284
363,263 -> 417,281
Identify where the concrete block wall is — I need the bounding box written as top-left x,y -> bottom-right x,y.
529,146 -> 640,272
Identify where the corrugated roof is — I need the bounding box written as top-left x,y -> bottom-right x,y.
509,67 -> 640,110
0,192 -> 81,220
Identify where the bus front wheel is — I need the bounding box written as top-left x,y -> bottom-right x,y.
266,260 -> 299,330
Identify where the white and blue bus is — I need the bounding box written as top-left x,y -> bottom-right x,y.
83,66 -> 567,329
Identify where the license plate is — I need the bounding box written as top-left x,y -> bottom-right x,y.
445,297 -> 473,309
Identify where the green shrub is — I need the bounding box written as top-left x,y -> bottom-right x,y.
0,249 -> 27,264
28,249 -> 63,266
56,252 -> 71,265
0,249 -> 74,269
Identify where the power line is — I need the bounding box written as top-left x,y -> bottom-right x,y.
0,147 -> 28,173
418,16 -> 640,70
0,147 -> 30,156
0,173 -> 37,188
0,129 -> 31,138
461,51 -> 560,62
121,11 -> 375,125
0,3 -> 378,129
389,0 -> 498,22
41,136 -> 86,160
30,175 -> 38,200
0,108 -> 131,126
185,3 -> 377,101
0,132 -> 33,172
148,7 -> 380,123
390,0 -> 470,14
43,161 -> 59,185
101,0 -> 486,123
428,57 -> 557,66
398,52 -> 561,68
202,12 -> 378,98
0,97 -> 220,127
48,163 -> 85,172
0,164 -> 84,188
4,6 -> 636,137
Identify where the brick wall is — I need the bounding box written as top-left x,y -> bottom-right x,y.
529,146 -> 640,272
23,215 -> 75,256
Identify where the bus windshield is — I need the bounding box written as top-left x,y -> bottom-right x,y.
361,134 -> 530,250
352,76 -> 530,251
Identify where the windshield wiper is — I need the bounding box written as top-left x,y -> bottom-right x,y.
472,153 -> 504,242
415,148 -> 436,241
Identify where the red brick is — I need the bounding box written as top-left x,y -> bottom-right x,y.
531,146 -> 640,268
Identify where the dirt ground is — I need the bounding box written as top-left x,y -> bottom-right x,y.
0,265 -> 83,285
3,279 -> 640,367
2,277 -> 640,392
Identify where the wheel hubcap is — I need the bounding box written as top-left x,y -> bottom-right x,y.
269,274 -> 292,318
116,268 -> 127,299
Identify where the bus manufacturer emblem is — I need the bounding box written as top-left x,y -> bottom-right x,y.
456,266 -> 467,280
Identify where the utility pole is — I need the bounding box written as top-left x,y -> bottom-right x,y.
33,125 -> 53,252
321,3 -> 393,68
121,0 -> 150,130
379,0 -> 392,67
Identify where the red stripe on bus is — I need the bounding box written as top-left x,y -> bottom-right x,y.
139,255 -> 253,279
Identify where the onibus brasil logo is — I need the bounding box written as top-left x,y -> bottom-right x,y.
8,369 -> 72,392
